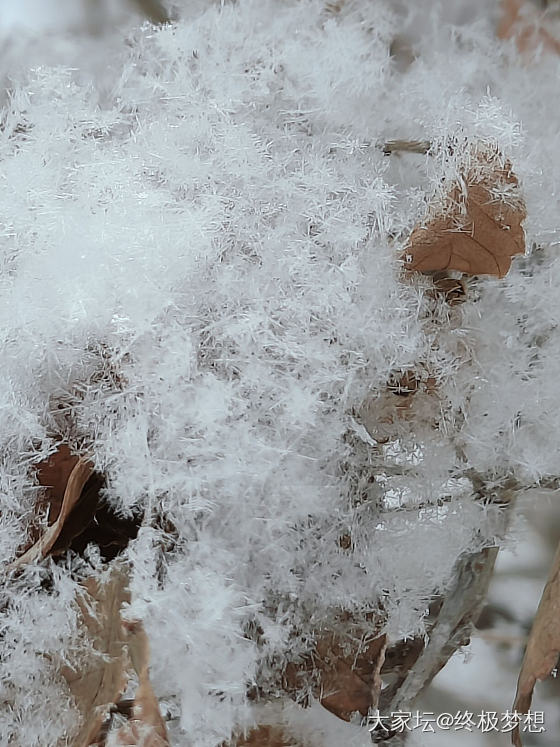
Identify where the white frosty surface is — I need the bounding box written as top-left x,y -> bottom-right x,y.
0,1 -> 560,745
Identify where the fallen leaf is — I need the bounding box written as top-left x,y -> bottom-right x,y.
14,444 -> 79,554
283,631 -> 387,722
317,633 -> 387,720
49,472 -> 107,557
511,539 -> 560,747
232,725 -> 299,747
35,444 -> 79,525
112,620 -> 169,746
404,151 -> 526,278
62,564 -> 131,747
9,444 -> 141,568
8,454 -> 94,571
498,0 -> 560,57
319,663 -> 372,720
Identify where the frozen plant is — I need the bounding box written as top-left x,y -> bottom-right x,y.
0,1 -> 559,745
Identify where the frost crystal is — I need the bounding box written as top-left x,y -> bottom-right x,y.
1,1 -> 559,745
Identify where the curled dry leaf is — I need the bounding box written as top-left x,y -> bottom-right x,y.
7,452 -> 94,571
511,539 -> 560,747
35,443 -> 80,524
403,151 -> 526,278
62,564 -> 131,747
15,443 -> 78,554
9,443 -> 140,568
113,620 -> 169,747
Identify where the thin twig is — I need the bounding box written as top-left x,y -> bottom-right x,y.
382,140 -> 431,156
475,630 -> 527,645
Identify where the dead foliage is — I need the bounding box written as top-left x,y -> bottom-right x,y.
512,539 -> 560,746
8,452 -> 94,571
62,565 -> 131,747
35,443 -> 81,525
233,630 -> 424,745
8,444 -> 140,570
403,151 -> 526,278
61,566 -> 168,746
233,725 -> 300,746
283,631 -> 387,721
4,445 -> 160,744
112,620 -> 169,746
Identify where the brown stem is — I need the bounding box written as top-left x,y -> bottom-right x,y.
382,140 -> 431,156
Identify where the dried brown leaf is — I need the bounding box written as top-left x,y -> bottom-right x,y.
404,154 -> 526,278
8,454 -> 94,571
283,631 -> 387,722
36,444 -> 80,524
63,564 -> 131,747
9,444 -> 138,568
511,540 -> 560,747
234,726 -> 299,746
13,444 -> 79,555
112,620 -> 169,747
319,663 -> 372,720
317,633 -> 386,720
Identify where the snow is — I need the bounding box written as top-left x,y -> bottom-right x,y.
0,1 -> 559,745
